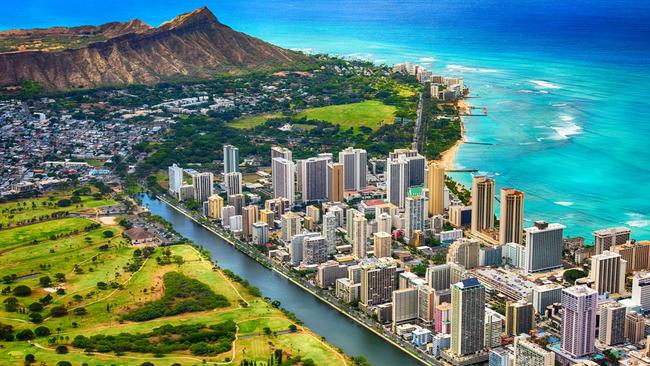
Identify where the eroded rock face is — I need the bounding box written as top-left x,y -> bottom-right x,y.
0,7 -> 303,90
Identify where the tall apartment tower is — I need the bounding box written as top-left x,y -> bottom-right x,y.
272,157 -> 295,205
389,148 -> 426,186
298,156 -> 331,201
499,188 -> 524,244
373,232 -> 392,258
450,278 -> 486,357
327,162 -> 344,202
593,226 -> 632,254
427,161 -> 445,216
168,164 -> 183,196
207,194 -> 224,219
385,157 -> 410,209
561,285 -> 597,358
192,172 -> 213,203
405,195 -> 428,239
271,146 -> 292,161
223,144 -> 239,174
470,175 -> 495,233
598,303 -> 626,346
352,214 -> 368,259
241,205 -> 259,238
224,172 -> 242,196
339,147 -> 367,191
524,221 -> 565,274
280,212 -> 302,243
632,272 -> 650,310
359,258 -> 397,309
322,212 -> 338,254
590,250 -> 627,295
505,300 -> 535,337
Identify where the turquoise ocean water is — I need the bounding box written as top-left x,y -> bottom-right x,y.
3,0 -> 649,240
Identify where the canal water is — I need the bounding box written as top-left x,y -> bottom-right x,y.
140,194 -> 422,366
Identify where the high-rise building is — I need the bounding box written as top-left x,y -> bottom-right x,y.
593,226 -> 632,254
360,258 -> 397,308
513,335 -> 555,366
532,284 -> 562,315
450,278 -> 486,356
612,240 -> 650,272
241,205 -> 259,238
505,300 -> 535,337
327,162 -> 344,202
435,302 -> 453,334
322,212 -> 338,254
632,271 -> 650,310
221,205 -> 235,228
392,287 -> 419,328
229,215 -> 243,233
418,285 -> 436,327
499,188 -> 524,244
389,149 -> 426,186
192,172 -> 213,203
298,156 -> 331,201
168,164 -> 183,196
489,347 -> 511,366
259,209 -> 275,227
352,214 -> 368,259
447,238 -> 481,269
373,232 -> 392,258
288,232 -> 320,265
377,212 -> 392,234
302,235 -> 329,265
280,212 -> 302,243
426,264 -> 452,291
228,193 -> 244,215
385,156 -> 410,209
598,303 -> 625,346
590,250 -> 627,295
272,157 -> 295,205
561,285 -> 597,358
207,194 -> 224,219
339,147 -> 367,191
271,146 -> 292,161
224,171 -> 242,196
265,197 -> 290,219
624,312 -> 646,344
306,205 -> 320,223
427,161 -> 445,216
485,308 -> 504,349
524,221 -> 564,274
252,222 -> 269,245
471,175 -> 495,233
405,195 -> 428,239
223,144 -> 239,174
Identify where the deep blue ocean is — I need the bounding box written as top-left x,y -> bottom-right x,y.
4,0 -> 649,240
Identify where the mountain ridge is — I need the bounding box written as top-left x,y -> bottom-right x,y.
0,7 -> 305,90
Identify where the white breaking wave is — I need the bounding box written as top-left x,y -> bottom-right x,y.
550,123 -> 583,140
530,79 -> 561,89
446,64 -> 498,73
419,57 -> 437,62
552,103 -> 568,107
559,114 -> 575,122
554,201 -> 574,207
628,220 -> 650,228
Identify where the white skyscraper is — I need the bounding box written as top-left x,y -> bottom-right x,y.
322,212 -> 338,254
168,164 -> 183,196
339,147 -> 367,191
524,221 -> 565,274
632,272 -> 650,310
298,155 -> 331,201
405,195 -> 428,239
385,157 -> 409,209
352,214 -> 368,259
224,172 -> 242,196
192,172 -> 213,203
590,250 -> 627,295
223,144 -> 239,174
272,157 -> 295,205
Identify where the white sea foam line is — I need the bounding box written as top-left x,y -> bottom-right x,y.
445,64 -> 498,73
550,123 -> 583,140
419,57 -> 437,62
554,201 -> 574,207
529,79 -> 561,89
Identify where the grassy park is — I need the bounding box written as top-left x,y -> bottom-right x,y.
0,191 -> 350,366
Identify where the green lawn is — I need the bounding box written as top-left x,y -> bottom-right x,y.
229,112 -> 282,129
0,217 -> 94,252
296,100 -> 396,131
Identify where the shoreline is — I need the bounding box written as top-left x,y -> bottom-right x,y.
434,98 -> 468,170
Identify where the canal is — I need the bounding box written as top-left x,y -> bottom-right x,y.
141,194 -> 423,366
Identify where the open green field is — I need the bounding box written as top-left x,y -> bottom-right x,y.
296,100 -> 396,131
0,217 -> 95,253
229,112 -> 282,129
0,192 -> 116,228
0,205 -> 349,366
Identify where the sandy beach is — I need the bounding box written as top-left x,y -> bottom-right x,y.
434,99 -> 468,170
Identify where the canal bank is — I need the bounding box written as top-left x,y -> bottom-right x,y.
141,194 -> 431,366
